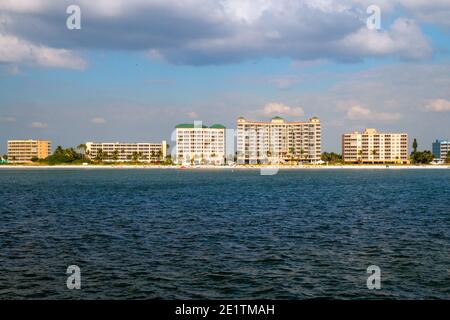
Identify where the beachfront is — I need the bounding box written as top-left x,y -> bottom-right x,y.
1,164 -> 449,170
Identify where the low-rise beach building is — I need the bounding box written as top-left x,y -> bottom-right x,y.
175,123 -> 226,165
236,116 -> 322,164
7,140 -> 52,163
85,141 -> 167,162
432,140 -> 450,162
342,128 -> 409,164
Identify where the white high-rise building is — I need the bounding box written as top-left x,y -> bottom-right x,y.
175,123 -> 226,165
85,141 -> 167,162
236,116 -> 322,164
342,128 -> 409,164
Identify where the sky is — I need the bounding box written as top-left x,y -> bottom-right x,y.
1,0 -> 450,154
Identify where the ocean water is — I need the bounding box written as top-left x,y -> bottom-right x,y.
0,169 -> 449,299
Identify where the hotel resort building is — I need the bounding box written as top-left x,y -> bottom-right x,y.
236,116 -> 322,164
342,129 -> 409,164
432,140 -> 450,162
7,140 -> 52,163
85,141 -> 167,162
175,123 -> 226,165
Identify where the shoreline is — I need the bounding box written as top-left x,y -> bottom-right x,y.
1,164 -> 450,170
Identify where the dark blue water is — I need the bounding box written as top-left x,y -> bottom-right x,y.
0,169 -> 449,299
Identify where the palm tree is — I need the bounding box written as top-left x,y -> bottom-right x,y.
412,138 -> 418,153
371,149 -> 377,164
112,149 -> 119,162
358,150 -> 363,164
77,144 -> 87,160
289,147 -> 295,164
132,151 -> 140,162
95,148 -> 104,162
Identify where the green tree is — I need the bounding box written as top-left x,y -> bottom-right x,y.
45,146 -> 83,164
112,149 -> 119,161
446,151 -> 450,164
289,147 -> 295,163
95,149 -> 105,162
2,154 -> 8,161
357,150 -> 363,163
371,149 -> 377,164
77,144 -> 87,159
164,155 -> 173,165
411,150 -> 434,164
150,151 -> 156,162
132,151 -> 140,162
321,152 -> 342,164
412,138 -> 418,153
156,150 -> 162,163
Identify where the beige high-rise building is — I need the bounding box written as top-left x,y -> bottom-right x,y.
175,123 -> 226,165
85,141 -> 167,162
7,140 -> 52,163
342,128 -> 409,164
236,116 -> 322,164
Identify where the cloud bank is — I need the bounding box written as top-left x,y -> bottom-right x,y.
0,0 -> 446,68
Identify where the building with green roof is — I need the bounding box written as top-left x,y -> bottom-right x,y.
175,123 -> 225,129
175,122 -> 226,166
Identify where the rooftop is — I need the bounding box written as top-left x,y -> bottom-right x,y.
175,123 -> 225,129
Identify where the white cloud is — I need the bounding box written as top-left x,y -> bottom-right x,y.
30,121 -> 48,128
262,102 -> 304,117
338,18 -> 432,60
345,104 -> 401,121
424,99 -> 450,112
91,117 -> 106,124
0,34 -> 87,70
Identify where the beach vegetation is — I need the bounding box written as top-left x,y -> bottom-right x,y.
410,150 -> 434,164
321,152 -> 343,164
32,146 -> 85,165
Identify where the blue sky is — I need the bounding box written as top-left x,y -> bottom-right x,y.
1,0 -> 450,154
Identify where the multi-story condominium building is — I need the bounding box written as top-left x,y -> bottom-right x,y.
175,123 -> 226,165
432,140 -> 450,161
342,128 -> 409,164
7,140 -> 52,163
236,116 -> 321,164
85,141 -> 167,162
